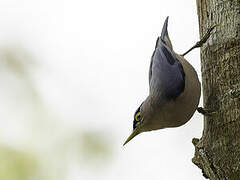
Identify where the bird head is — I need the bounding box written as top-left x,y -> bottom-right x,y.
123,98 -> 159,146
123,102 -> 145,146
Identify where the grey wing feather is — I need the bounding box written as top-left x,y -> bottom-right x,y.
149,37 -> 160,85
149,39 -> 185,99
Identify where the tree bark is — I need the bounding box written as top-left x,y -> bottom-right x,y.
192,0 -> 240,179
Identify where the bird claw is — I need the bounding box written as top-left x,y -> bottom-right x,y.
181,23 -> 220,56
197,107 -> 217,116
195,24 -> 220,47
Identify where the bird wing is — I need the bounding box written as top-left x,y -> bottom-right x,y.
149,37 -> 160,84
149,39 -> 185,99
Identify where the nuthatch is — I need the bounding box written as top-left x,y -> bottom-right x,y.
123,17 -> 202,145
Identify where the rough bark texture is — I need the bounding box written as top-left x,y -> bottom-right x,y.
193,0 -> 240,179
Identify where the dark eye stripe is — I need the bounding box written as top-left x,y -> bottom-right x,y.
133,120 -> 140,129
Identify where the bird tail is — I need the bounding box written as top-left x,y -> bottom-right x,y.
158,16 -> 173,50
160,16 -> 169,41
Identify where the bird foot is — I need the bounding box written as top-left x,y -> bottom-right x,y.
181,24 -> 221,56
197,107 -> 217,116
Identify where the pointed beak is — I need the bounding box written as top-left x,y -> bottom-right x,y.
123,129 -> 140,146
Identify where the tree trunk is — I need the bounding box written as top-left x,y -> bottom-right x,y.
192,0 -> 240,179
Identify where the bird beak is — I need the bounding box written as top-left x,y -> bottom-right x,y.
123,128 -> 140,146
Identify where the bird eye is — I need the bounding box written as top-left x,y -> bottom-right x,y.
135,112 -> 142,121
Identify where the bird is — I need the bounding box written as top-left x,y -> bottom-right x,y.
123,17 -> 201,146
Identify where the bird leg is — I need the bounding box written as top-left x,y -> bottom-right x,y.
181,24 -> 220,56
197,107 -> 217,116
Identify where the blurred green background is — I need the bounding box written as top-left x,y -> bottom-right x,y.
0,47 -> 114,180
